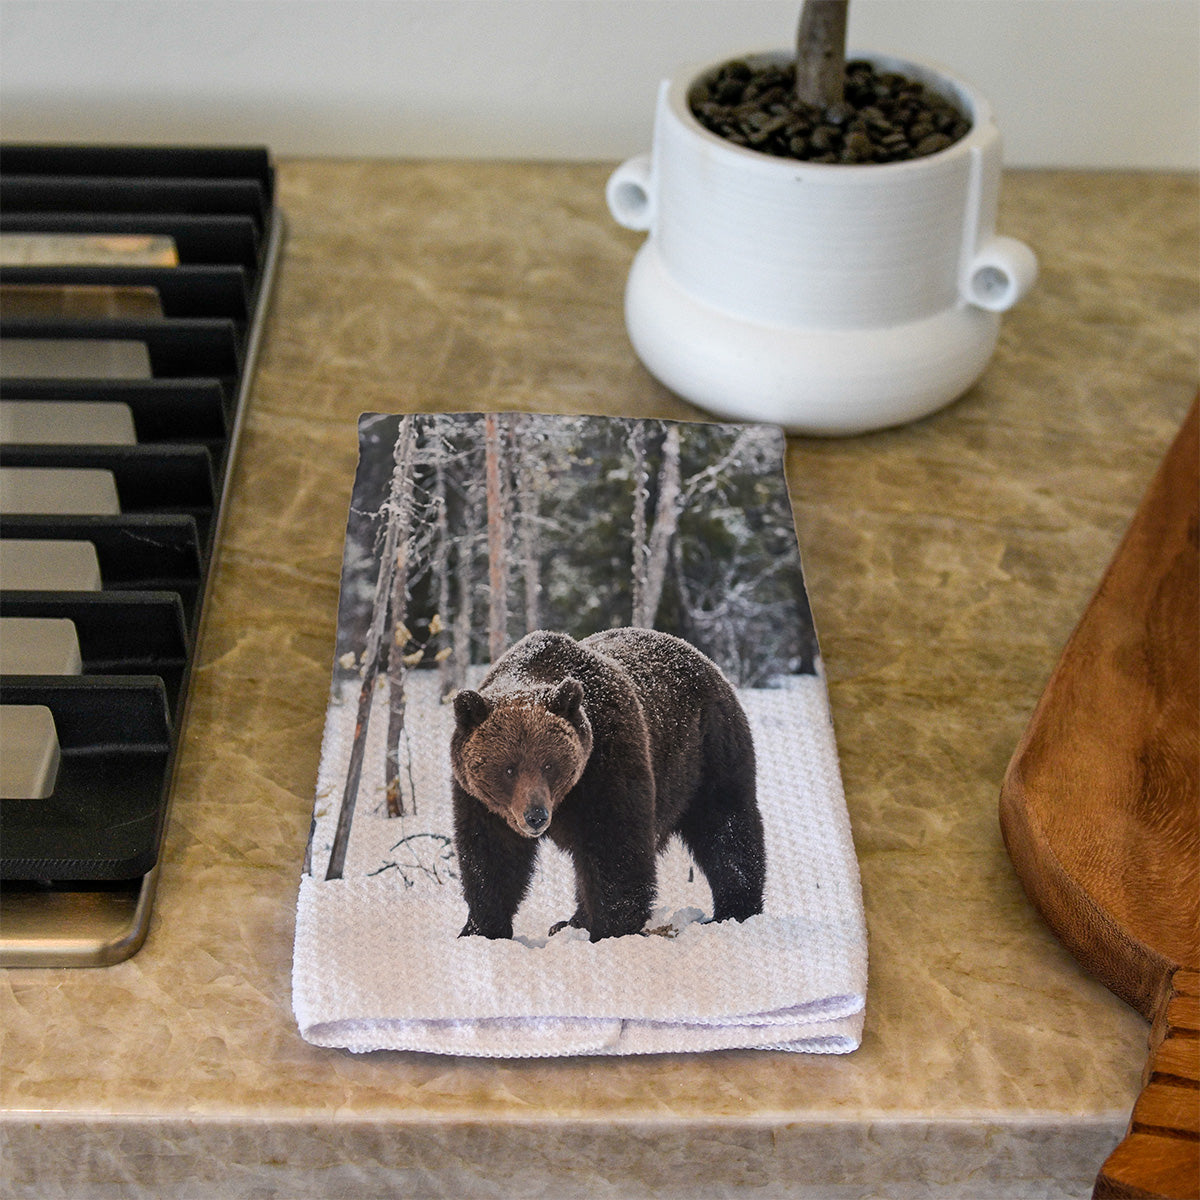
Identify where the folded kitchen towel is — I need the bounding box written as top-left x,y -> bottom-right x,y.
292,412 -> 867,1057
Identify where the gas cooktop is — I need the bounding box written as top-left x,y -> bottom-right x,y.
0,144 -> 282,965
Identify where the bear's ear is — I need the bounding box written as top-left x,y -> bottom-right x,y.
547,677 -> 585,725
453,689 -> 492,732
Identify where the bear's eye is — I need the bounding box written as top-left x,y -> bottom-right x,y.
504,765 -> 515,778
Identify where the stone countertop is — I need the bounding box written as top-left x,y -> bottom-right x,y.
2,162 -> 1196,1200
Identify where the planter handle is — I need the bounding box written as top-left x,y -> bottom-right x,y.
607,153 -> 655,232
963,236 -> 1038,312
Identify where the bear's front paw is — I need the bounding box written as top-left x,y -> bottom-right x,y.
548,910 -> 586,937
459,916 -> 513,939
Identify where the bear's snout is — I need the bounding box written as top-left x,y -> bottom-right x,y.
513,778 -> 553,837
523,803 -> 549,835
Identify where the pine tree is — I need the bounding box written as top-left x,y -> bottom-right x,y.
325,416 -> 416,879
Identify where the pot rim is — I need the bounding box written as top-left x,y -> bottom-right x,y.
671,49 -> 995,175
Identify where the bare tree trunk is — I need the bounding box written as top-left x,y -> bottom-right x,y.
326,416 -> 414,880
449,444 -> 482,694
642,423 -> 682,628
515,413 -> 542,635
302,813 -> 316,877
670,528 -> 695,637
795,0 -> 848,109
485,412 -> 510,662
629,423 -> 649,627
451,526 -> 473,691
433,451 -> 456,700
383,419 -> 419,818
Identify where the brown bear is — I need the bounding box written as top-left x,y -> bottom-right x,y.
450,627 -> 764,941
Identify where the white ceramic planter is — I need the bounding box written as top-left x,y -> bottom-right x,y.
607,52 -> 1037,436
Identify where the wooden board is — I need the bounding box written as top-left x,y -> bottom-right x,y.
1000,399 -> 1199,1200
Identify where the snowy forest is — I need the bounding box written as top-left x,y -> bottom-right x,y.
335,412 -> 815,685
313,411 -> 818,882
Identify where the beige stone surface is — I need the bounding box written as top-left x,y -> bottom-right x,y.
1,162 -> 1196,1198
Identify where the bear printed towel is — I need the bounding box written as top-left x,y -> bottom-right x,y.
292,412 -> 867,1057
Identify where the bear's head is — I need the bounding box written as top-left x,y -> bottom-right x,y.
451,678 -> 593,838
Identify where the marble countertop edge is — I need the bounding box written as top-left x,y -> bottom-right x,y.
0,1105 -> 1137,1129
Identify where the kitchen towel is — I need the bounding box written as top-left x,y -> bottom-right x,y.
292,412 -> 867,1057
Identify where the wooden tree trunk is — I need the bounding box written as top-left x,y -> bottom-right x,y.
451,529 -> 473,691
383,418 -> 419,817
630,423 -> 649,627
641,423 -> 682,628
449,445 -> 482,695
326,416 -> 415,880
433,451 -> 456,700
670,529 -> 696,638
795,0 -> 848,109
515,413 -> 542,635
485,412 -> 510,662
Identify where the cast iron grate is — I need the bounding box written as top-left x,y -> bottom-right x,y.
0,144 -> 283,964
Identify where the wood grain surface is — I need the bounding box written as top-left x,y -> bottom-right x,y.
1000,400 -> 1199,1200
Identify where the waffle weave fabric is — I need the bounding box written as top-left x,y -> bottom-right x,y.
294,672 -> 866,1057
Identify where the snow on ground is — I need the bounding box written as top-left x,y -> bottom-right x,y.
306,662 -> 841,943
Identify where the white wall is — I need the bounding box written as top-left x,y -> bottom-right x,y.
1,0 -> 1196,169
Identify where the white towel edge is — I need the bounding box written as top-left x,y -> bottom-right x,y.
298,1005 -> 865,1058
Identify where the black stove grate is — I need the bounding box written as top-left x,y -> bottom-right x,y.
0,144 -> 283,965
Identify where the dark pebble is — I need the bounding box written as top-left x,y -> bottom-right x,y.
690,58 -> 971,165
810,125 -> 839,152
716,79 -> 744,105
844,130 -> 873,158
915,132 -> 954,156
